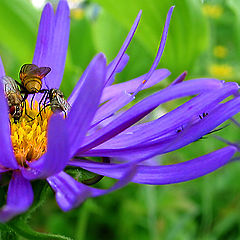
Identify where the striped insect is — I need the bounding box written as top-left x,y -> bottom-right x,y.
18,64 -> 51,105
2,76 -> 23,123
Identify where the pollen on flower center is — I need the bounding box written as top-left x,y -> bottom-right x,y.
10,100 -> 53,166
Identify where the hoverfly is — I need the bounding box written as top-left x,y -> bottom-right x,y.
39,89 -> 70,117
2,76 -> 23,123
18,64 -> 51,106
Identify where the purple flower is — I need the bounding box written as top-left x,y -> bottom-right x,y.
0,0 -> 239,222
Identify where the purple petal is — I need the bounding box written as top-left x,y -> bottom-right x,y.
0,57 -> 5,78
101,69 -> 170,102
69,146 -> 236,185
0,171 -> 33,222
133,6 -> 174,94
47,172 -> 91,211
32,3 -> 54,69
81,95 -> 240,160
106,53 -> 129,86
46,0 -> 70,89
67,53 -> 107,156
89,165 -> 136,197
48,166 -> 135,211
90,82 -> 239,149
133,147 -> 236,184
0,79 -> 18,169
105,10 -> 142,86
22,114 -> 69,180
68,55 -> 97,106
91,91 -> 134,127
35,0 -> 70,90
170,71 -> 187,85
77,78 -> 224,153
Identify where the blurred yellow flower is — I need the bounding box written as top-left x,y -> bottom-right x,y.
213,46 -> 228,59
202,4 -> 223,19
71,8 -> 84,19
209,64 -> 233,79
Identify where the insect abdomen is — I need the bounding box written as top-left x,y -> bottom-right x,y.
23,77 -> 42,93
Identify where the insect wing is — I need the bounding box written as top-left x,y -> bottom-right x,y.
1,76 -> 20,94
19,64 -> 38,81
56,94 -> 71,112
20,64 -> 51,81
33,67 -> 51,79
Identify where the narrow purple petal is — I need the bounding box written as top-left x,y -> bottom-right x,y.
0,172 -> 33,222
101,69 -> 170,102
170,71 -> 187,85
48,166 -> 135,211
67,53 -> 107,156
105,10 -> 142,86
145,7 -> 174,81
22,114 -> 69,180
46,0 -> 70,89
106,53 -> 129,86
0,57 -> 5,78
91,91 -> 134,127
0,80 -> 18,169
91,82 -> 239,149
90,165 -> 136,197
32,3 -> 54,68
35,0 -> 70,90
68,55 -> 96,106
77,78 -> 224,153
133,6 -> 174,94
69,146 -> 236,185
47,172 -> 91,211
81,96 -> 240,160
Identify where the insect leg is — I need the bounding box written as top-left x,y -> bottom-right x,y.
36,104 -> 50,118
15,80 -> 25,90
30,94 -> 35,109
43,91 -> 50,113
38,91 -> 48,112
24,100 -> 34,121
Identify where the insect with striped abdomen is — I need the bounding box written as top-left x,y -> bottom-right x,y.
17,64 -> 51,108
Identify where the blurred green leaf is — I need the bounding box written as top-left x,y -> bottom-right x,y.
227,0 -> 240,56
0,0 -> 39,76
90,0 -> 209,79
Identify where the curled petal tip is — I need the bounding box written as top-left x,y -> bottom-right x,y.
44,2 -> 53,9
97,52 -> 107,64
168,6 -> 175,16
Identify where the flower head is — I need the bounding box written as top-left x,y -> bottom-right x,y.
0,0 -> 239,222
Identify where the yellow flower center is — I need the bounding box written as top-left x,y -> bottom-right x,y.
10,100 -> 53,166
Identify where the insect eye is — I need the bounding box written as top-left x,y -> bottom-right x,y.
9,106 -> 16,115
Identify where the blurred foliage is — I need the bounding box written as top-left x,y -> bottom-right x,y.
90,0 -> 209,81
0,0 -> 240,239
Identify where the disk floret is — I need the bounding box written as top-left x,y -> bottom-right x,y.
10,100 -> 52,166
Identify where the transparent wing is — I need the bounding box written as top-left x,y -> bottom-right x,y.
56,94 -> 71,112
1,76 -> 20,93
